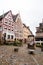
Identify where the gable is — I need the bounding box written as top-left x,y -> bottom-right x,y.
4,11 -> 14,22
16,14 -> 23,25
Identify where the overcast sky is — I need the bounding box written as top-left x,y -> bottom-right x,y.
0,0 -> 43,35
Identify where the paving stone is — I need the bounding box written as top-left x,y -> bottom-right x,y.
0,45 -> 43,65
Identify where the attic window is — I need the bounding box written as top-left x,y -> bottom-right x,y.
12,30 -> 13,31
5,22 -> 7,23
8,29 -> 10,30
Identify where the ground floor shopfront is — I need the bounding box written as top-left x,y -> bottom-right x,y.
35,36 -> 43,41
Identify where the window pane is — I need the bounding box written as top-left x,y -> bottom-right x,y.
11,35 -> 13,39
4,33 -> 6,37
8,35 -> 10,39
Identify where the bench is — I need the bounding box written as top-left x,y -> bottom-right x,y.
28,49 -> 35,54
14,47 -> 19,52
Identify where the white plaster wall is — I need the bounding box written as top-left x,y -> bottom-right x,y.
3,30 -> 15,40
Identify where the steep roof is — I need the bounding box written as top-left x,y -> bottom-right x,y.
0,10 -> 19,22
23,23 -> 33,35
23,24 -> 27,28
28,28 -> 33,35
0,10 -> 11,21
12,14 -> 19,22
28,35 -> 34,37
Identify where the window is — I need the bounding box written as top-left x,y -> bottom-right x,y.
4,33 -> 6,37
4,28 -> 7,30
9,23 -> 11,25
8,29 -> 10,31
5,19 -> 8,24
20,31 -> 22,33
12,30 -> 13,31
11,35 -> 13,39
8,35 -> 10,39
0,26 -> 1,28
12,24 -> 13,26
8,21 -> 11,25
5,22 -> 7,23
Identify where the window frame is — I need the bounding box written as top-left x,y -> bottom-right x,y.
11,35 -> 13,39
8,35 -> 10,39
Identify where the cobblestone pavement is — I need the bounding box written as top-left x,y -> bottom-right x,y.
0,44 -> 43,65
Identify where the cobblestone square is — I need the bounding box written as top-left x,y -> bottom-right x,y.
0,44 -> 43,65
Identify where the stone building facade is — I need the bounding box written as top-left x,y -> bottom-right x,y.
35,19 -> 43,41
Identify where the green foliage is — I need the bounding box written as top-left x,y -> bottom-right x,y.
5,41 -> 13,45
0,37 -> 22,46
36,43 -> 41,47
13,40 -> 22,46
41,43 -> 43,48
41,43 -> 43,51
36,43 -> 43,48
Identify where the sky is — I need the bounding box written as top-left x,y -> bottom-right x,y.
0,0 -> 43,35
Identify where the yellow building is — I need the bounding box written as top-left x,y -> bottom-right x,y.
23,24 -> 33,43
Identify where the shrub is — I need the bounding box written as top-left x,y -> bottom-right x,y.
41,43 -> 43,51
36,43 -> 41,47
5,41 -> 13,45
41,43 -> 43,47
13,40 -> 22,46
